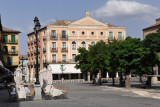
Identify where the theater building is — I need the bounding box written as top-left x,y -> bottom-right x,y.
27,10 -> 126,81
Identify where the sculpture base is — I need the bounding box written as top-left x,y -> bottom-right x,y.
34,84 -> 42,100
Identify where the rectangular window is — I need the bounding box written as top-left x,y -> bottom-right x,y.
62,30 -> 66,38
11,46 -> 16,53
3,46 -> 8,54
8,57 -> 12,65
11,35 -> 15,42
109,32 -> 113,39
52,42 -> 56,48
62,54 -> 66,63
62,42 -> 66,49
72,54 -> 76,60
3,35 -> 8,42
52,54 -> 56,63
51,30 -> 56,37
118,32 -> 122,40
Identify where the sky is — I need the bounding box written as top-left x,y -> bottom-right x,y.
0,0 -> 160,54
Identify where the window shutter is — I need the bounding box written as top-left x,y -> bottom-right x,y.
4,35 -> 8,42
8,57 -> 12,65
118,32 -> 122,40
109,32 -> 113,39
11,35 -> 15,42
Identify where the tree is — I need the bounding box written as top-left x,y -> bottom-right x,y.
75,47 -> 91,80
106,39 -> 121,86
88,40 -> 108,84
117,37 -> 154,88
143,28 -> 160,75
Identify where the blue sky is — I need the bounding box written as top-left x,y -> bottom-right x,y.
0,0 -> 160,54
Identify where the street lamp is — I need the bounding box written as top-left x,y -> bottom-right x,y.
33,16 -> 41,84
60,63 -> 66,80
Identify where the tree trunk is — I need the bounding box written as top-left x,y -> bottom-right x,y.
112,72 -> 115,86
98,70 -> 102,85
139,75 -> 142,84
119,72 -> 124,87
125,74 -> 131,88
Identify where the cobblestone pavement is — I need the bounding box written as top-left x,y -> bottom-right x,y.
0,82 -> 160,107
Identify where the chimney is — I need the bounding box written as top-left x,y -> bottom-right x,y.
85,10 -> 90,17
156,18 -> 160,23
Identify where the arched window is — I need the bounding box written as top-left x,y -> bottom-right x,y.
72,41 -> 76,49
91,41 -> 95,46
81,41 -> 86,48
72,31 -> 75,35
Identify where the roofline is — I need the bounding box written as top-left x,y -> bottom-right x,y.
27,26 -> 47,36
143,24 -> 160,31
3,31 -> 21,33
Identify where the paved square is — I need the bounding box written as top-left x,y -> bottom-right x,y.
0,83 -> 160,107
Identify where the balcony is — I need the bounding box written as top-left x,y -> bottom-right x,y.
1,39 -> 18,44
50,36 -> 58,40
60,35 -> 68,40
62,60 -> 66,63
51,47 -> 58,52
61,47 -> 68,52
8,51 -> 18,55
69,59 -> 76,63
52,60 -> 56,63
72,48 -> 76,50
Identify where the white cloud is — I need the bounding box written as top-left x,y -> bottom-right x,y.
92,0 -> 160,21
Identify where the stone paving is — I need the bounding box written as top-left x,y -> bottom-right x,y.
0,82 -> 160,107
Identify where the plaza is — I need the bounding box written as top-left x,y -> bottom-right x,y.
0,82 -> 160,107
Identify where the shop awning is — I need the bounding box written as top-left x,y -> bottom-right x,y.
0,65 -> 12,79
49,64 -> 81,74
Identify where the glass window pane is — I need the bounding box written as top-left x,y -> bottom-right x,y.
51,30 -> 56,37
109,32 -> 113,39
118,32 -> 122,40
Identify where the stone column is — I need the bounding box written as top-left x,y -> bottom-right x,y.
116,72 -> 119,78
68,73 -> 71,79
106,72 -> 109,78
58,74 -> 61,80
78,73 -> 81,79
87,72 -> 90,81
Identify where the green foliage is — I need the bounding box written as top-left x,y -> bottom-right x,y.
143,28 -> 160,52
106,39 -> 120,73
75,47 -> 91,73
75,36 -> 160,78
88,40 -> 108,74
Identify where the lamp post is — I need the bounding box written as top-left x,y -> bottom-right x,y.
33,17 -> 41,84
60,63 -> 65,80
